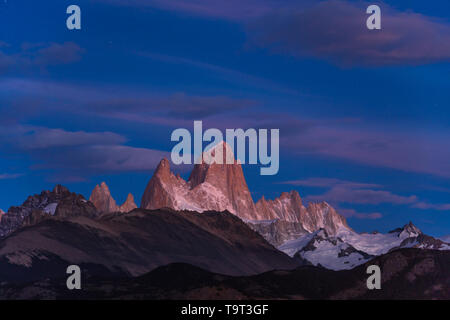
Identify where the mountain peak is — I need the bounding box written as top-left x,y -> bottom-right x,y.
401,221 -> 422,237
142,154 -> 349,233
90,183 -> 137,213
200,141 -> 236,165
119,193 -> 137,213
142,144 -> 257,219
1,186 -> 98,238
53,184 -> 70,195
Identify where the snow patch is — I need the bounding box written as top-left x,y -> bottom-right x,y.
43,203 -> 58,215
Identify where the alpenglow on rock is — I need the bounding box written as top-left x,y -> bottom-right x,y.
141,141 -> 350,237
119,193 -> 138,212
255,191 -> 349,235
89,182 -> 137,213
141,142 -> 258,219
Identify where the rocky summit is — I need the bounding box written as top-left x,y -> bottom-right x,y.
89,182 -> 137,213
141,142 -> 258,219
0,185 -> 98,239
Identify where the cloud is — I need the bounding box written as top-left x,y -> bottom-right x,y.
283,177 -> 418,207
30,144 -> 170,173
0,173 -> 24,180
3,78 -> 450,179
33,42 -> 84,66
306,184 -> 417,205
337,208 -> 382,220
89,93 -> 255,119
297,176 -> 450,212
411,202 -> 450,211
280,177 -> 381,189
0,126 -> 126,150
0,78 -> 256,125
248,0 -> 450,66
136,52 -> 295,94
0,42 -> 84,75
278,121 -> 450,179
0,125 -> 170,179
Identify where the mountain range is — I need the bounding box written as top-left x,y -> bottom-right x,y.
0,141 -> 448,299
134,142 -> 449,270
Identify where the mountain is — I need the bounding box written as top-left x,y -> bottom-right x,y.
278,222 -> 450,270
138,142 -> 448,271
119,193 -> 137,212
3,248 -> 448,300
0,185 -> 98,239
246,219 -> 308,247
284,229 -> 373,270
254,192 -> 348,234
440,235 -> 450,243
0,210 -> 4,222
0,205 -> 298,283
248,198 -> 349,246
141,142 -> 258,219
141,142 -> 350,237
89,182 -> 137,213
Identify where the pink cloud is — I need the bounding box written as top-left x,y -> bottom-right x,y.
338,208 -> 383,220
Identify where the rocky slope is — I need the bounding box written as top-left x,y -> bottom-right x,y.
89,182 -> 137,213
254,192 -> 348,234
278,222 -> 450,270
0,207 -> 298,283
3,248 -> 448,300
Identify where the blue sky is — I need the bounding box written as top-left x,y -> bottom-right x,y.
1,0 -> 450,236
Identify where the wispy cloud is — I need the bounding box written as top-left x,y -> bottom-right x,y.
337,208 -> 383,220
0,42 -> 84,75
0,173 -> 24,180
98,0 -> 450,66
278,121 -> 450,179
0,125 -> 171,180
136,51 -> 297,95
3,78 -> 450,179
279,177 -> 381,189
248,0 -> 450,66
305,184 -> 417,205
0,78 -> 256,124
283,176 -> 450,212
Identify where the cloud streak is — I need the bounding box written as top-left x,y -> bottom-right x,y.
0,42 -> 84,75
0,173 -> 24,180
248,0 -> 450,66
0,125 -> 171,181
283,177 -> 450,212
337,208 -> 383,220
